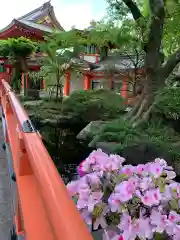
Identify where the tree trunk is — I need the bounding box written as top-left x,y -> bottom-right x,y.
121,0 -> 180,127
121,0 -> 166,126
59,84 -> 63,103
12,62 -> 22,93
55,70 -> 60,101
56,84 -> 59,101
18,57 -> 29,73
128,71 -> 160,125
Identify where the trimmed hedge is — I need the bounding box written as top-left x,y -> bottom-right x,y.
89,118 -> 180,159
61,89 -> 125,122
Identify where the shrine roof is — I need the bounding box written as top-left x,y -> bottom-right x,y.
92,55 -> 144,72
0,19 -> 55,34
0,1 -> 64,38
18,19 -> 54,33
69,54 -> 144,74
17,1 -> 64,30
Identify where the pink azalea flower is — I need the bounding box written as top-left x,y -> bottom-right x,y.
173,225 -> 180,240
89,149 -> 109,166
114,181 -> 135,202
139,177 -> 154,191
150,209 -> 167,233
140,188 -> 161,206
121,228 -> 136,240
78,182 -> 91,199
109,154 -> 125,169
102,230 -> 116,240
93,204 -> 109,230
103,155 -> 124,172
103,230 -> 124,240
67,150 -> 180,239
134,218 -> 153,239
118,213 -> 132,231
165,170 -> 176,180
90,149 -> 108,160
77,162 -> 87,177
169,211 -> 180,223
128,176 -> 139,188
169,182 -> 180,198
162,185 -> 173,201
77,198 -> 88,210
113,235 -> 124,240
93,215 -> 107,230
67,180 -> 79,196
121,165 -> 134,176
148,163 -> 163,178
81,208 -> 92,226
135,164 -> 146,175
87,172 -> 101,186
108,193 -> 122,212
154,158 -> 168,168
87,191 -> 103,212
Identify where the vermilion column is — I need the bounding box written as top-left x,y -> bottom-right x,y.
95,54 -> 99,63
108,77 -> 114,90
25,73 -> 28,89
84,74 -> 91,90
41,79 -> 46,89
7,67 -> 12,84
64,72 -> 70,96
21,73 -> 24,90
121,75 -> 128,98
22,73 -> 28,95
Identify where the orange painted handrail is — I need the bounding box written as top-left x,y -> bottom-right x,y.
0,79 -> 93,240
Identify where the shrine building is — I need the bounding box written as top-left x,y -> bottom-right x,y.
0,1 -> 144,100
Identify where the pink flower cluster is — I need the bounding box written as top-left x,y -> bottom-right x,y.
67,149 -> 180,240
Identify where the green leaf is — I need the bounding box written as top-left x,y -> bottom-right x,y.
142,0 -> 150,17
169,199 -> 179,211
92,204 -> 104,219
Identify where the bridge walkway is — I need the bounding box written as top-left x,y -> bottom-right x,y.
0,122 -> 12,239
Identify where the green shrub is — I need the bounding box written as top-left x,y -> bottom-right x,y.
19,95 -> 36,102
61,89 -> 125,122
89,118 -> 180,159
155,87 -> 180,120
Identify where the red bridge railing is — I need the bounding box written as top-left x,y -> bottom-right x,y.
0,79 -> 93,240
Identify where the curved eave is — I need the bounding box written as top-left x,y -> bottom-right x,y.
17,2 -> 64,31
0,20 -> 16,33
48,7 -> 64,31
0,20 -> 51,39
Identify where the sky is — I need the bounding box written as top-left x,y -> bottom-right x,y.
0,0 -> 107,30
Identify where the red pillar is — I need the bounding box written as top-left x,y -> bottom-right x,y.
121,75 -> 128,98
21,73 -> 24,90
6,67 -> 10,74
64,72 -> 70,96
108,77 -> 114,90
84,74 -> 91,90
25,73 -> 28,89
95,54 -> 99,63
8,67 -> 12,84
41,79 -> 46,89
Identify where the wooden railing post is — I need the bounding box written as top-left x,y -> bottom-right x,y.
15,200 -> 24,234
18,131 -> 33,176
